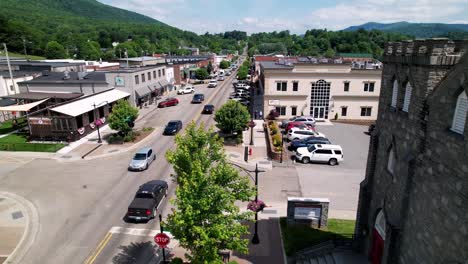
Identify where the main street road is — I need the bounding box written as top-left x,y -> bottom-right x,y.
0,69 -> 240,264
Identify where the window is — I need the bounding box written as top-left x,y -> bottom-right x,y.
291,106 -> 297,116
98,107 -> 104,118
344,82 -> 350,92
158,69 -> 162,77
361,107 -> 372,116
364,82 -> 375,92
334,150 -> 342,155
387,147 -> 396,174
134,75 -> 139,84
451,91 -> 467,134
341,107 -> 348,116
162,68 -> 165,76
391,79 -> 398,107
315,149 -> 333,154
276,82 -> 287,91
9,85 -> 14,91
293,82 -> 298,91
88,111 -> 94,123
402,82 -> 412,112
275,106 -> 286,116
153,71 -> 156,79
76,116 -> 83,128
147,72 -> 151,81
141,73 -> 145,82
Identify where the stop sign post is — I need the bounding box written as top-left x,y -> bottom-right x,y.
154,232 -> 170,248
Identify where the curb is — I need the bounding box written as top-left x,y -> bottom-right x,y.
0,192 -> 40,264
277,218 -> 288,264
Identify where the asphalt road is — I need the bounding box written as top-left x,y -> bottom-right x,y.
0,70 -> 239,264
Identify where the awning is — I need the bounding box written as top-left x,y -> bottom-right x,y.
0,98 -> 16,107
0,98 -> 49,112
2,92 -> 83,100
50,89 -> 130,117
159,79 -> 169,87
135,86 -> 152,98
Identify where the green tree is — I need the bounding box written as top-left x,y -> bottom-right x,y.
206,61 -> 213,74
108,100 -> 139,135
237,66 -> 248,80
214,100 -> 250,134
195,67 -> 209,80
219,60 -> 230,69
325,48 -> 335,58
45,41 -> 66,59
166,122 -> 255,263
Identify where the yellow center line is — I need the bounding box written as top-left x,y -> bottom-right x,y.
83,232 -> 113,264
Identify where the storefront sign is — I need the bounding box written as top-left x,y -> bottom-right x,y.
28,117 -> 52,125
268,100 -> 280,106
294,206 -> 321,220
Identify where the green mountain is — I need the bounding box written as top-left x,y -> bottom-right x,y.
343,22 -> 468,38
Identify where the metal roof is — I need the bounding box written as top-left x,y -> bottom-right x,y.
2,92 -> 83,101
20,71 -> 107,84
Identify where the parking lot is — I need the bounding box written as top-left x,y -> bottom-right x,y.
286,122 -> 370,220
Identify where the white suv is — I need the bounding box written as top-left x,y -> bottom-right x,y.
295,144 -> 343,166
208,80 -> 217,88
177,86 -> 195,94
287,127 -> 325,141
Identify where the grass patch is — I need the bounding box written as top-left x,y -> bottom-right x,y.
0,134 -> 66,152
0,118 -> 27,134
1,52 -> 45,60
280,217 -> 355,256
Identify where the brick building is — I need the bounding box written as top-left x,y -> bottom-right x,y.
355,39 -> 468,264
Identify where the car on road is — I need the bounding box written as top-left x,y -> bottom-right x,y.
295,144 -> 343,166
225,71 -> 232,76
191,93 -> 205,104
287,127 -> 326,141
157,97 -> 179,108
163,120 -> 183,135
128,147 -> 156,171
208,80 -> 218,88
218,76 -> 225,81
177,86 -> 195,94
202,104 -> 215,114
126,180 -> 168,221
289,136 -> 331,151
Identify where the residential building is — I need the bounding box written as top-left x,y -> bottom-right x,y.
338,53 -> 374,63
355,39 -> 468,264
258,57 -> 382,121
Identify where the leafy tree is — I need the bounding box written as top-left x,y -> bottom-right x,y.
325,48 -> 335,58
165,122 -> 255,263
195,67 -> 209,80
237,66 -> 248,80
206,61 -> 213,73
219,60 -> 230,69
45,41 -> 66,59
108,100 -> 139,135
214,100 -> 250,134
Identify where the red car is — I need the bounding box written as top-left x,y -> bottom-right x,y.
286,121 -> 315,132
158,97 -> 179,108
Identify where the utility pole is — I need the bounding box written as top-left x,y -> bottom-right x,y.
22,38 -> 28,61
2,43 -> 14,96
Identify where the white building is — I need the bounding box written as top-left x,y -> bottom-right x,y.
259,58 -> 382,121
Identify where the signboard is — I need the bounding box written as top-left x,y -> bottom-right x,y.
294,206 -> 321,220
268,100 -> 280,106
28,117 -> 52,125
154,233 -> 170,248
115,76 -> 125,86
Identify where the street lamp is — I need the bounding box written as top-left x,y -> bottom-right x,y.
280,132 -> 284,163
91,101 -> 108,144
248,119 -> 256,146
228,162 -> 265,244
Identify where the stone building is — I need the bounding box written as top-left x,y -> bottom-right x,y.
355,39 -> 468,264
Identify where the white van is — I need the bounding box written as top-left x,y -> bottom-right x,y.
218,69 -> 225,75
295,144 -> 343,166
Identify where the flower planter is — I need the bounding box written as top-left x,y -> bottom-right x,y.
264,122 -> 283,161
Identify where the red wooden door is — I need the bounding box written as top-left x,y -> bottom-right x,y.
370,228 -> 384,264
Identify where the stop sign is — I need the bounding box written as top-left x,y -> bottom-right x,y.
154,233 -> 170,248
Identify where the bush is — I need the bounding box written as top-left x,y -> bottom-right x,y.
108,134 -> 124,144
170,258 -> 184,264
123,131 -> 139,142
270,127 -> 278,135
142,127 -> 154,132
272,134 -> 282,147
334,113 -> 338,120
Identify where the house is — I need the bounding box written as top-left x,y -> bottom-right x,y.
355,39 -> 468,264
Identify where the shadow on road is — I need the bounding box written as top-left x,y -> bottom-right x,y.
112,241 -> 155,264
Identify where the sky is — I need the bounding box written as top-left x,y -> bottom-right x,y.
98,0 -> 468,34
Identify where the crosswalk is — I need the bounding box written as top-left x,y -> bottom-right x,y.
108,226 -> 172,238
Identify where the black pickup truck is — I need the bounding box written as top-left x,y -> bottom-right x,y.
127,180 -> 168,221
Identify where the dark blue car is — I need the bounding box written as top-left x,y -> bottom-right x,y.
289,136 -> 331,151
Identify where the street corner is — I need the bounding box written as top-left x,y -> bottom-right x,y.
0,192 -> 39,264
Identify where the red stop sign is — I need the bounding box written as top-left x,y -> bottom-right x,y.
154,233 -> 170,248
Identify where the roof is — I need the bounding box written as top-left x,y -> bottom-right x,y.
20,71 -> 107,84
106,65 -> 166,73
0,98 -> 49,112
0,99 -> 16,107
2,92 -> 83,101
0,60 -> 85,67
118,56 -> 161,62
254,56 -> 281,62
135,86 -> 152,98
50,89 -> 130,117
260,61 -> 294,70
338,53 -> 373,58
0,71 -> 37,78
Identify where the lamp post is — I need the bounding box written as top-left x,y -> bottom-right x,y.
91,101 -> 108,144
248,119 -> 256,146
280,133 -> 284,163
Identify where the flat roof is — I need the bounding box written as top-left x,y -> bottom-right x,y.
0,60 -> 85,67
106,65 -> 166,73
260,61 -> 293,70
118,56 -> 161,62
2,92 -> 83,100
19,72 -> 107,84
0,71 -> 37,78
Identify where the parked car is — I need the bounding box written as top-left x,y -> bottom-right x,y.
281,116 -> 316,128
239,99 -> 250,106
191,93 -> 205,104
218,76 -> 225,81
234,83 -> 250,89
202,104 -> 215,114
126,180 -> 168,221
286,121 -> 315,132
157,97 -> 179,108
295,144 -> 343,166
208,80 -> 218,88
289,136 -> 331,151
128,147 -> 156,171
163,120 -> 183,135
287,127 -> 326,141
177,86 -> 195,94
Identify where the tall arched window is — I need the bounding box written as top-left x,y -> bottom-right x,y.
391,79 -> 398,108
451,91 -> 467,134
387,147 -> 396,174
402,82 -> 413,112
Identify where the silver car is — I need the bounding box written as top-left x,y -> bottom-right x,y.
128,147 -> 156,171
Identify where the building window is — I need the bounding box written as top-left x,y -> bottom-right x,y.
158,69 -> 162,77
344,82 -> 350,92
310,80 -> 331,119
291,106 -> 297,116
293,82 -> 298,91
391,79 -> 398,107
341,106 -> 348,116
402,82 -> 412,112
141,73 -> 145,82
276,82 -> 287,91
10,85 -> 14,91
153,71 -> 156,79
162,68 -> 165,76
275,106 -> 286,116
387,147 -> 396,174
88,111 -> 94,124
361,107 -> 372,116
98,107 -> 104,118
135,75 -> 139,85
451,91 -> 467,134
147,72 -> 151,81
364,82 -> 375,92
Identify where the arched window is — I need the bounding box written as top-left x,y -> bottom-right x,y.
451,91 -> 467,134
391,79 -> 398,108
375,210 -> 386,240
387,147 -> 396,174
402,82 -> 412,112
